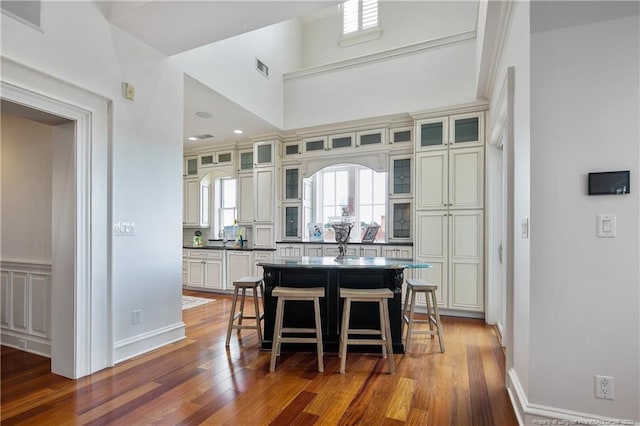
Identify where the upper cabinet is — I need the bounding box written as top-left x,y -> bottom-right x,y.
415,117 -> 448,151
184,156 -> 198,178
329,132 -> 355,150
283,166 -> 301,201
199,150 -> 234,168
254,140 -> 275,167
389,127 -> 413,145
302,136 -> 327,154
416,112 -> 484,151
389,155 -> 412,197
449,112 -> 485,148
356,129 -> 385,148
238,149 -> 254,173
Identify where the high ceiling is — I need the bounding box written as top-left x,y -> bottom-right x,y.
107,1 -> 338,151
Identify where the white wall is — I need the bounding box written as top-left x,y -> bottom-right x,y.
529,1 -> 639,420
301,1 -> 477,67
0,114 -> 53,264
1,1 -> 185,365
172,18 -> 304,129
284,38 -> 478,129
486,0 -> 532,396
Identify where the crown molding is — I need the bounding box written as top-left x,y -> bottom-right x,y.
285,30 -> 476,81
410,100 -> 489,121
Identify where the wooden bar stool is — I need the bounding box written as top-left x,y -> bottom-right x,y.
338,288 -> 394,374
402,278 -> 445,352
269,287 -> 325,373
225,276 -> 264,347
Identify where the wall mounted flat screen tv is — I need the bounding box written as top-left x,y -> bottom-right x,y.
588,170 -> 630,195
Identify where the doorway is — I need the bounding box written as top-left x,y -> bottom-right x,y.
1,58 -> 111,378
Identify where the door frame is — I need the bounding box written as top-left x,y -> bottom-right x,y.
1,58 -> 112,378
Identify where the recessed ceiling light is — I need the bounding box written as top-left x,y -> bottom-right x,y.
233,129 -> 243,134
187,134 -> 214,141
195,111 -> 213,119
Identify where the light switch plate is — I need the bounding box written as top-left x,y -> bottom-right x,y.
596,214 -> 616,238
521,218 -> 529,239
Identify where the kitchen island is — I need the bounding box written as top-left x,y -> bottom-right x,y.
257,257 -> 429,353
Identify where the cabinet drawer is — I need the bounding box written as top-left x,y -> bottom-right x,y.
188,249 -> 223,259
254,251 -> 274,262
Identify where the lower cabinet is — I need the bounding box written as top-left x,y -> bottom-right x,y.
226,251 -> 253,289
277,243 -> 304,258
414,210 -> 484,312
186,250 -> 225,291
254,251 -> 274,279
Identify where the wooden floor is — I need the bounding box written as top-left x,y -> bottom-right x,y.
1,290 -> 517,425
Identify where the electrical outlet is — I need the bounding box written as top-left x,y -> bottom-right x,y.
595,375 -> 614,400
132,309 -> 142,325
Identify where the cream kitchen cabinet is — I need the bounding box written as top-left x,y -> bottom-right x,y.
381,245 -> 413,259
254,168 -> 275,223
199,150 -> 234,168
277,243 -> 304,258
304,244 -> 323,257
415,147 -> 484,210
254,250 -> 275,279
186,250 -> 225,291
415,112 -> 484,151
183,179 -> 210,228
237,173 -> 253,225
226,251 -> 253,290
415,210 -> 484,312
357,245 -> 381,257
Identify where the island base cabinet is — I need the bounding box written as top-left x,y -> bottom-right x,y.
261,265 -> 406,353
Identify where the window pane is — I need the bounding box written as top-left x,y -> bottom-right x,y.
360,169 -> 372,204
323,172 -> 335,204
373,171 -> 386,203
360,205 -> 372,224
221,209 -> 236,227
362,0 -> 379,29
323,206 -> 334,222
336,171 -> 349,205
343,0 -> 358,34
222,179 -> 236,208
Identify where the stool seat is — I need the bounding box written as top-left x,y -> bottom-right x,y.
270,286 -> 325,373
403,278 -> 445,353
338,287 -> 394,374
225,276 -> 264,347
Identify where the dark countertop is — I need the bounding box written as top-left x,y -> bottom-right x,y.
277,241 -> 413,246
257,256 -> 430,269
183,245 -> 275,251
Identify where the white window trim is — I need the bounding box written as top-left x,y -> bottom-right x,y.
339,0 -> 382,47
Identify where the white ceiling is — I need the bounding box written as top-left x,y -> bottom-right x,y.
107,1 -> 338,151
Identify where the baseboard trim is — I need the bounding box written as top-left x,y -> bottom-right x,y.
113,322 -> 186,364
507,368 -> 636,425
1,330 -> 51,357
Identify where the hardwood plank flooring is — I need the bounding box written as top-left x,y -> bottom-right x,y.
1,290 -> 517,425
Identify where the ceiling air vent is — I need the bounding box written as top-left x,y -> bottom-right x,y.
187,134 -> 214,141
1,0 -> 42,30
256,58 -> 269,79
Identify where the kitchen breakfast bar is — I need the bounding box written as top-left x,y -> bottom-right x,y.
257,256 -> 429,353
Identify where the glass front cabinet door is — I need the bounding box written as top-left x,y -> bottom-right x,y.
389,155 -> 411,197
449,112 -> 484,148
416,117 -> 448,151
283,167 -> 301,201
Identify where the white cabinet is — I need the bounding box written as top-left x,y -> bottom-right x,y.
277,243 -> 304,258
238,149 -> 253,173
237,174 -> 253,225
226,251 -> 253,289
358,245 -> 381,257
389,155 -> 412,197
416,147 -> 484,210
254,141 -> 275,167
356,129 -> 386,147
283,166 -> 301,201
184,156 -> 198,177
415,210 -> 483,312
304,244 -> 323,257
388,200 -> 412,242
323,244 -> 358,257
199,150 -> 234,168
416,112 -> 484,151
282,205 -> 301,240
183,179 -> 199,226
389,126 -> 412,145
254,251 -> 275,279
254,168 -> 275,223
183,179 -> 210,227
182,250 -> 188,285
381,245 -> 413,259
186,250 -> 225,291
253,224 -> 275,249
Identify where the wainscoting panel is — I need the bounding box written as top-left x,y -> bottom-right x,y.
0,261 -> 52,356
